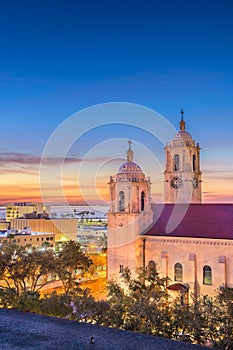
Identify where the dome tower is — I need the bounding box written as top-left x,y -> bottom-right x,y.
164,110 -> 202,203
108,141 -> 153,279
109,140 -> 151,214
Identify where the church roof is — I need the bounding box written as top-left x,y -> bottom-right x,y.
118,161 -> 143,174
174,130 -> 194,144
144,204 -> 233,240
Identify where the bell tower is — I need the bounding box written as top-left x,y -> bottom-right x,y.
108,141 -> 153,279
164,110 -> 202,203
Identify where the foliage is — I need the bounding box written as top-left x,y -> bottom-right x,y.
0,287 -> 18,308
40,293 -> 73,318
0,240 -> 91,307
98,233 -> 107,252
70,288 -> 96,322
2,248 -> 233,350
207,287 -> 233,349
107,269 -> 233,348
170,296 -> 207,344
15,291 -> 41,313
167,288 -> 233,348
55,240 -> 91,294
0,244 -> 56,296
107,267 -> 171,334
66,288 -> 110,324
90,300 -> 110,325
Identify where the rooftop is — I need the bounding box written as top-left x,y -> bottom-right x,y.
0,308 -> 208,350
0,231 -> 54,238
145,204 -> 233,239
118,161 -> 143,174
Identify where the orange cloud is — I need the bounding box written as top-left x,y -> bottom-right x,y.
0,152 -> 232,205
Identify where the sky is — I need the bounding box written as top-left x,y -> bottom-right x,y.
0,0 -> 232,205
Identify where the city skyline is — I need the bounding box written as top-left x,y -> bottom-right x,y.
0,1 -> 232,204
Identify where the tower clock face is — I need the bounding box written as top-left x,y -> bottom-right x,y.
171,176 -> 183,189
192,178 -> 198,189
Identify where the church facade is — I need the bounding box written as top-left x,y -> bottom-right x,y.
107,112 -> 233,300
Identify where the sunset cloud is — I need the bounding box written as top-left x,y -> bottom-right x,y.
0,152 -> 114,204
0,150 -> 232,204
0,152 -> 83,166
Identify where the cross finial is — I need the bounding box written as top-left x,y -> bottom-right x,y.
128,139 -> 132,150
180,109 -> 184,121
179,109 -> 185,131
127,140 -> 133,161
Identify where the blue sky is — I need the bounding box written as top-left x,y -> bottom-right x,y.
0,0 -> 232,203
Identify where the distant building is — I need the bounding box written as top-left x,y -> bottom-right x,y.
10,218 -> 77,241
77,225 -> 107,253
0,229 -> 55,249
5,202 -> 50,221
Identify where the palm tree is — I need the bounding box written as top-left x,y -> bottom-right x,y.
98,233 -> 107,253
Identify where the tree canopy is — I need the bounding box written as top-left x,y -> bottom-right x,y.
1,248 -> 233,349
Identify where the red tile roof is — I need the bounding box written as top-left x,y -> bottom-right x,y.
144,204 -> 233,240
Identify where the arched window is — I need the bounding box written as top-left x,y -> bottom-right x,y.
193,155 -> 196,171
141,191 -> 145,211
174,154 -> 180,171
148,260 -> 156,279
174,262 -> 183,281
119,191 -> 125,211
203,265 -> 212,285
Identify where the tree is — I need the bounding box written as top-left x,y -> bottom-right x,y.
16,291 -> 41,313
39,287 -> 110,324
55,240 -> 91,295
0,287 -> 18,308
0,244 -> 32,295
0,253 -> 7,286
206,288 -> 233,349
170,296 -> 206,343
40,293 -> 73,318
107,267 -> 170,334
23,248 -> 57,293
71,288 -> 96,322
0,244 -> 57,297
98,233 -> 107,253
169,289 -> 233,348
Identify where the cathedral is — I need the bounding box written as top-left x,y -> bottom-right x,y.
107,112 -> 233,301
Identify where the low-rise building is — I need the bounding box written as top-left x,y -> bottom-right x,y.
0,229 -> 55,249
5,202 -> 50,221
10,218 -> 77,241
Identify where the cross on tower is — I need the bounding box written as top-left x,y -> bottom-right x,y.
127,140 -> 133,161
180,109 -> 184,121
128,139 -> 132,150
